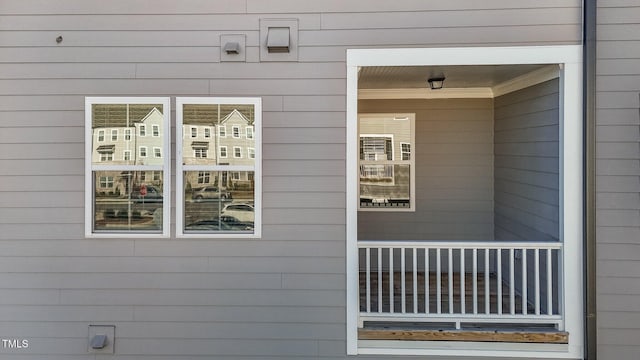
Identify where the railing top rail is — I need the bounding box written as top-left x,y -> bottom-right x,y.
357,240 -> 563,249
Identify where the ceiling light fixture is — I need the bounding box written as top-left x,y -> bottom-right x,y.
427,76 -> 446,90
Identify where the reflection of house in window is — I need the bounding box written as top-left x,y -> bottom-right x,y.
401,142 -> 411,160
97,145 -> 115,162
191,141 -> 208,159
197,171 -> 210,184
99,176 -> 114,188
360,136 -> 393,161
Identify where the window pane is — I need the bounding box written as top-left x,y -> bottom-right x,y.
183,170 -> 255,233
360,164 -> 411,209
181,104 -> 255,166
91,103 -> 164,166
93,170 -> 164,232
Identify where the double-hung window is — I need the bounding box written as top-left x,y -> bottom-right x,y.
358,113 -> 415,211
176,97 -> 261,237
85,97 -> 171,237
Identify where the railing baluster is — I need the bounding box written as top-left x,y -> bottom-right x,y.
510,248 -> 515,315
413,248 -> 418,314
473,248 -> 478,315
366,247 -> 371,313
448,248 -> 454,314
535,248 -> 540,315
497,249 -> 502,315
378,248 -> 382,313
401,248 -> 406,314
460,248 -> 466,314
522,248 -> 528,315
547,248 -> 553,315
436,248 -> 442,314
389,247 -> 394,313
425,248 -> 430,314
485,248 -> 490,314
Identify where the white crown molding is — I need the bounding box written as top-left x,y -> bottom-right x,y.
358,65 -> 561,100
358,87 -> 494,99
492,65 -> 560,97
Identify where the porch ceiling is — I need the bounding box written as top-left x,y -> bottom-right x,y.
358,64 -> 548,89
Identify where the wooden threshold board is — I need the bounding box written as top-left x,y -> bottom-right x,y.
359,328 -> 569,344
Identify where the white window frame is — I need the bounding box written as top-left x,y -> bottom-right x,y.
176,97 -> 262,238
197,171 -> 210,184
246,126 -> 254,139
85,97 -> 171,238
346,46 -> 583,358
123,150 -> 131,161
139,124 -> 146,137
97,130 -> 105,142
124,129 -> 131,141
218,125 -> 226,138
248,147 -> 255,159
204,127 -> 211,138
139,146 -> 147,158
194,148 -> 208,158
111,129 -> 118,141
191,127 -> 197,138
400,142 -> 411,161
219,146 -> 228,158
152,124 -> 160,137
233,146 -> 242,158
100,152 -> 113,162
232,125 -> 241,138
153,147 -> 162,158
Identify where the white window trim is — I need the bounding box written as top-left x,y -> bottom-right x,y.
139,124 -> 146,137
233,146 -> 242,158
218,125 -> 226,138
204,127 -> 211,138
85,97 -> 171,238
176,97 -> 262,239
152,124 -> 160,137
191,126 -> 197,138
97,130 -> 105,142
219,146 -> 228,158
346,46 -> 583,358
246,126 -> 254,139
248,147 -> 255,159
111,129 -> 118,141
139,146 -> 148,158
124,129 -> 131,141
153,147 -> 162,158
123,150 -> 131,161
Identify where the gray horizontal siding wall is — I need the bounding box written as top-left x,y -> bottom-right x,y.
0,1 -> 581,359
597,1 -> 640,359
494,79 -> 560,242
358,99 -> 494,241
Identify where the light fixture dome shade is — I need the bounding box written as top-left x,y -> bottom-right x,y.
427,76 -> 446,90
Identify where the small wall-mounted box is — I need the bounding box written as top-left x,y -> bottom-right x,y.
260,19 -> 298,62
220,34 -> 246,62
88,325 -> 115,354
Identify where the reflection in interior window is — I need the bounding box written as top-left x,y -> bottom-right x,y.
358,114 -> 415,210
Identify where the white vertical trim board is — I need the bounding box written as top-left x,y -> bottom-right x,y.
345,45 -> 583,358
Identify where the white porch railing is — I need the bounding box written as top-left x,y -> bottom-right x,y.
358,241 -> 563,330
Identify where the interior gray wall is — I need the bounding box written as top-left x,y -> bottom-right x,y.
494,79 -> 561,314
596,2 -> 640,359
0,1 -> 583,359
358,99 -> 495,241
494,79 -> 560,242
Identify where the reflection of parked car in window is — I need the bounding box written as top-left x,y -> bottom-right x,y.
130,185 -> 163,202
221,203 -> 254,222
192,186 -> 232,201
